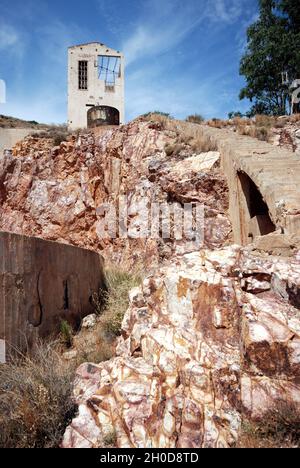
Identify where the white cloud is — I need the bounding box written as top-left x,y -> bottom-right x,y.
0,24 -> 20,50
122,0 -> 203,65
212,0 -> 243,23
122,0 -> 251,66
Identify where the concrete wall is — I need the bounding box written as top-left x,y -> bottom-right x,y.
0,232 -> 105,361
68,42 -> 125,130
195,125 -> 300,245
0,128 -> 37,155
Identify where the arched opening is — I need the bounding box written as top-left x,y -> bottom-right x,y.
238,171 -> 276,243
87,106 -> 120,128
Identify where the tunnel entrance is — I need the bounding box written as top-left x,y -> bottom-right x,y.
87,106 -> 120,128
238,171 -> 276,243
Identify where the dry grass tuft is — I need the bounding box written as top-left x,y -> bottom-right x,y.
207,119 -> 228,129
238,401 -> 300,448
70,268 -> 142,365
254,114 -> 275,128
0,268 -> 141,448
0,341 -> 76,448
186,114 -> 205,124
165,143 -> 185,157
191,134 -> 218,153
290,113 -> 300,123
31,125 -> 72,146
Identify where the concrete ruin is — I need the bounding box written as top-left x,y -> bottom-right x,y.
0,231 -> 105,362
195,125 -> 300,246
0,128 -> 39,156
68,42 -> 125,130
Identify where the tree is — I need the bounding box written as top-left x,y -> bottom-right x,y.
239,0 -> 300,116
228,111 -> 244,119
280,0 -> 300,31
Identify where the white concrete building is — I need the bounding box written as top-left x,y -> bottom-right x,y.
68,42 -> 125,130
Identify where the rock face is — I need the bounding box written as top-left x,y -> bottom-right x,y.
272,121 -> 300,155
62,246 -> 300,448
0,121 -> 230,269
1,117 -> 300,447
0,231 -> 105,358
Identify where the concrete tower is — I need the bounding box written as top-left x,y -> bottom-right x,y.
68,42 -> 125,130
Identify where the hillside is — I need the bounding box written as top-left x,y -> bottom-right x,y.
0,114 -> 50,129
0,114 -> 299,448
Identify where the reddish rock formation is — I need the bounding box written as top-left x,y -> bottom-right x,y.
62,246 -> 300,448
1,117 -> 300,447
0,120 -> 231,269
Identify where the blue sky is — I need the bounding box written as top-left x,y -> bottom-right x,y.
0,0 -> 259,124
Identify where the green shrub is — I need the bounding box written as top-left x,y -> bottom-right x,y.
99,269 -> 141,337
142,111 -> 173,119
60,320 -> 73,348
228,111 -> 243,119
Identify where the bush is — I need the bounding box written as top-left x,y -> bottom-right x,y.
142,111 -> 172,119
165,143 -> 185,157
103,429 -> 117,448
255,114 -> 275,128
186,114 -> 205,124
228,111 -> 243,119
191,134 -> 218,153
99,269 -> 141,337
30,125 -> 71,146
207,119 -> 228,129
60,320 -> 73,348
254,126 -> 270,141
0,341 -> 76,448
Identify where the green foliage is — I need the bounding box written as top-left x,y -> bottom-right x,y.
142,111 -> 173,119
103,429 -> 117,447
240,0 -> 300,116
60,320 -> 73,348
228,111 -> 244,119
100,270 -> 141,337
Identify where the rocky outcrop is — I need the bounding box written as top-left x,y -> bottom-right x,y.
62,246 -> 300,448
1,116 -> 300,447
0,121 -> 230,269
0,231 -> 105,358
272,121 -> 300,155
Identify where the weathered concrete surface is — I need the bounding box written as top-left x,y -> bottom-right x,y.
68,43 -> 125,130
0,231 -> 105,359
0,128 -> 37,155
195,125 -> 300,245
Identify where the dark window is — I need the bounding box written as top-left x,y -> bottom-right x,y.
78,60 -> 88,90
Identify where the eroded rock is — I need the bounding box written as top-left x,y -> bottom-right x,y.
62,247 -> 300,448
